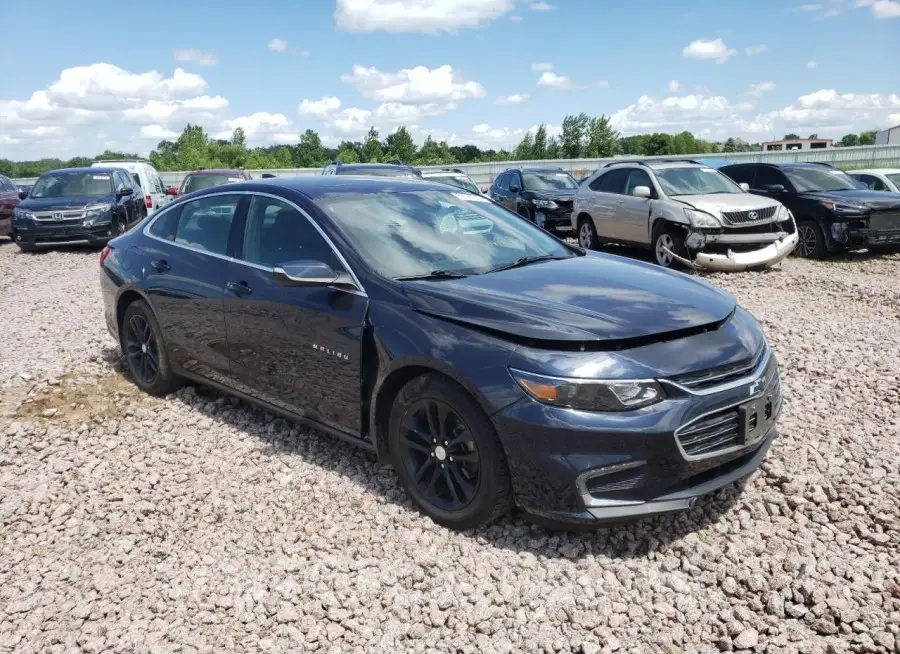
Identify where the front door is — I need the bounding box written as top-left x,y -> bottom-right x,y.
223,193 -> 368,436
621,168 -> 656,244
142,193 -> 246,386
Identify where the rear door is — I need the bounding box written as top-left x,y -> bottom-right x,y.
587,168 -> 630,241
223,193 -> 369,436
490,172 -> 508,205
142,193 -> 247,386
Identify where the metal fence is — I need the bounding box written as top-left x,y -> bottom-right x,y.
13,143 -> 900,188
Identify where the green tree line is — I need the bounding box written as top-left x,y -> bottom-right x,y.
0,117 -> 883,179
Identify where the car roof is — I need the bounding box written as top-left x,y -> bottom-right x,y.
195,175 -> 454,200
421,170 -> 467,177
336,162 -> 417,170
186,169 -> 246,175
850,168 -> 900,175
41,166 -> 124,175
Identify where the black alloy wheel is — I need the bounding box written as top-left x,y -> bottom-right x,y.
389,374 -> 512,530
121,300 -> 182,396
399,398 -> 480,511
795,220 -> 827,259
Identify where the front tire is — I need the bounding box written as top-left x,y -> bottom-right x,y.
577,215 -> 600,250
795,220 -> 827,259
653,223 -> 687,268
121,300 -> 182,397
388,374 -> 512,530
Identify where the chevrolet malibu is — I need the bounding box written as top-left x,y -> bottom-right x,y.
100,176 -> 783,530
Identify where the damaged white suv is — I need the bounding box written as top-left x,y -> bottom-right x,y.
573,160 -> 799,271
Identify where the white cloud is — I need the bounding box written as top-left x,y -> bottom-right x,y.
747,81 -> 776,97
340,65 -> 485,104
46,64 -> 207,110
745,43 -> 768,55
496,93 -> 530,104
268,38 -> 288,52
298,96 -> 342,121
761,89 -> 900,132
121,95 -> 229,123
682,38 -> 737,63
509,14 -> 523,21
797,3 -> 824,10
139,124 -> 179,140
857,0 -> 900,17
536,72 -> 608,91
610,94 -> 756,137
215,112 -> 298,144
334,0 -> 516,33
807,59 -> 819,68
667,80 -> 680,93
530,1 -> 553,10
174,49 -> 218,66
467,122 -> 561,149
22,126 -> 66,139
531,62 -> 553,72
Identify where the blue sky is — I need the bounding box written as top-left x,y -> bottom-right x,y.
2,0 -> 898,159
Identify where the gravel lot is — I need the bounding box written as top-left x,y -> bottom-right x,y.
1,239 -> 898,654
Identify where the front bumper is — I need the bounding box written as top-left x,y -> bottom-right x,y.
12,218 -> 115,247
693,231 -> 799,272
534,209 -> 574,234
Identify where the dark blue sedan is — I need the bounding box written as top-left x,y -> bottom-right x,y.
99,176 -> 782,530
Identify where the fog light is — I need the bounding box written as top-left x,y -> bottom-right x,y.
831,222 -> 849,243
685,231 -> 707,250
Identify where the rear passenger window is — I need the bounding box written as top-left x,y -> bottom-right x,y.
174,195 -> 241,255
131,174 -> 142,189
723,166 -> 755,186
754,167 -> 788,190
240,196 -> 340,269
149,205 -> 183,241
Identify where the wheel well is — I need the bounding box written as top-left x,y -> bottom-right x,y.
371,366 -> 452,460
651,217 -> 687,239
576,212 -> 592,226
115,290 -> 144,342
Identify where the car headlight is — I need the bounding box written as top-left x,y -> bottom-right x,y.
13,208 -> 36,221
819,201 -> 865,215
775,204 -> 791,222
533,199 -> 559,210
684,208 -> 722,228
510,368 -> 665,412
84,202 -> 113,217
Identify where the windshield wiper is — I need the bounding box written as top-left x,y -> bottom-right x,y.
487,254 -> 567,274
394,270 -> 469,281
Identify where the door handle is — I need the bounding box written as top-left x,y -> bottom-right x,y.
150,259 -> 169,272
226,281 -> 252,296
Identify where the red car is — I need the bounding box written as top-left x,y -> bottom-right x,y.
0,175 -> 24,238
167,169 -> 253,198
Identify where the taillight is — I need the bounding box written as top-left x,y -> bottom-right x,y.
145,195 -> 153,209
99,245 -> 112,268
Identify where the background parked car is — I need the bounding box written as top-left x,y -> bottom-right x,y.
0,174 -> 23,239
12,167 -> 146,251
721,162 -> 900,257
321,161 -> 423,178
488,167 -> 578,236
574,160 -> 798,271
848,168 -> 900,193
170,169 -> 253,197
91,160 -> 170,216
420,168 -> 482,194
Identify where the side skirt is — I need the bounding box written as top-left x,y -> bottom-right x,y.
173,367 -> 378,454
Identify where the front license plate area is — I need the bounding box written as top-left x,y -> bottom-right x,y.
739,395 -> 775,447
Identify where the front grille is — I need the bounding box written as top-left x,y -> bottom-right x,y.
554,200 -> 574,213
676,409 -> 742,456
32,210 -> 85,223
722,206 -> 777,225
670,347 -> 765,391
869,211 -> 900,232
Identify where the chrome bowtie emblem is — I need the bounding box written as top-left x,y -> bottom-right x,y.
747,211 -> 759,220
748,378 -> 762,396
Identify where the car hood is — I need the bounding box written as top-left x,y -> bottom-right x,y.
19,195 -> 112,212
402,253 -> 736,344
675,193 -> 781,215
528,189 -> 578,202
797,189 -> 900,209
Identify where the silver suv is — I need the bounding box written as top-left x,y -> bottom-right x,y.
573,159 -> 799,271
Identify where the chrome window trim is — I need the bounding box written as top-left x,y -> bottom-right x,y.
141,190 -> 367,296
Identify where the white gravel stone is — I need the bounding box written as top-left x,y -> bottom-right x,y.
1,243 -> 899,653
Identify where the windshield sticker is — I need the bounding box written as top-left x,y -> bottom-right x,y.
92,175 -> 110,180
701,168 -> 716,172
227,177 -> 242,182
830,170 -> 846,176
452,192 -> 488,203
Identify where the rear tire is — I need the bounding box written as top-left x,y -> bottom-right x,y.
577,215 -> 600,250
121,300 -> 182,397
795,220 -> 827,259
518,205 -> 533,222
652,223 -> 688,268
388,374 -> 512,530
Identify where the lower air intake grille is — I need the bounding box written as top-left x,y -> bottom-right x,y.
676,409 -> 741,457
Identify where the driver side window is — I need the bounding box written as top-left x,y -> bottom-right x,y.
625,169 -> 654,197
240,195 -> 341,270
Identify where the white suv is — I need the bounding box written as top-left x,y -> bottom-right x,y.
574,159 -> 799,272
91,160 -> 171,216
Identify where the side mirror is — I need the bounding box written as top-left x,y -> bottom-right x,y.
739,182 -> 750,192
480,187 -> 488,194
166,187 -> 180,196
631,185 -> 651,199
508,184 -> 521,192
18,191 -> 28,200
762,184 -> 786,194
274,260 -> 356,289
117,187 -> 134,197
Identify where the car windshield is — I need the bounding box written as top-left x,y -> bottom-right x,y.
427,175 -> 480,193
522,171 -> 578,191
30,172 -> 113,198
654,167 -> 742,196
182,173 -> 243,193
340,167 -> 419,178
784,167 -> 860,192
318,189 -> 575,278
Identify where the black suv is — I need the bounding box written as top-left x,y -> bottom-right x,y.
721,162 -> 900,257
321,161 -> 422,179
489,167 -> 578,236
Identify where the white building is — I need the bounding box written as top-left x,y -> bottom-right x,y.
875,125 -> 900,145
